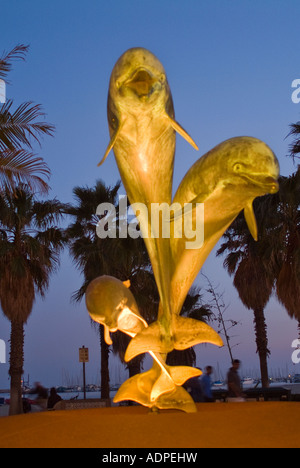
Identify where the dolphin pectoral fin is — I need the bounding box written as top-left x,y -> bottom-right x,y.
124,322 -> 174,362
98,124 -> 123,166
98,140 -> 114,166
244,201 -> 258,241
167,116 -> 199,151
173,316 -> 223,350
103,323 -> 113,346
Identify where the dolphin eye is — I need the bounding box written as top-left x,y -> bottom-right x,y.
233,163 -> 243,173
108,108 -> 119,131
159,73 -> 166,83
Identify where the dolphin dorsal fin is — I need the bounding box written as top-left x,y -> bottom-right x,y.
123,280 -> 131,288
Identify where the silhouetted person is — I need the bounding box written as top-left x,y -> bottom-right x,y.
201,366 -> 214,402
31,382 -> 48,399
47,387 -> 63,410
184,368 -> 203,402
227,360 -> 246,402
30,382 -> 48,410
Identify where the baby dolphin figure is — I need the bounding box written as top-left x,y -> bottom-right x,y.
85,275 -> 202,411
85,276 -> 148,345
98,48 -> 198,339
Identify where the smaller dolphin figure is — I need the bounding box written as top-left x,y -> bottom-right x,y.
85,275 -> 202,412
85,275 -> 147,345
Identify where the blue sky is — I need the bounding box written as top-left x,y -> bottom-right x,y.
0,0 -> 299,388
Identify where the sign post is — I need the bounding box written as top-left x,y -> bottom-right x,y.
79,346 -> 89,400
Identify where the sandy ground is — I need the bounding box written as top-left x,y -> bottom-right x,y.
0,402 -> 299,448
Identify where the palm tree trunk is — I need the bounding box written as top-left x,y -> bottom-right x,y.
99,324 -> 110,400
127,357 -> 142,378
9,318 -> 24,415
253,308 -> 270,388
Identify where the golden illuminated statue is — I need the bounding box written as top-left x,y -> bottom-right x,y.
85,48 -> 280,412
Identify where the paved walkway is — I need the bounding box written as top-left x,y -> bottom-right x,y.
0,402 -> 299,448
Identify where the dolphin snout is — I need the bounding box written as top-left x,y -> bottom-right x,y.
240,172 -> 279,194
264,177 -> 279,194
125,68 -> 156,97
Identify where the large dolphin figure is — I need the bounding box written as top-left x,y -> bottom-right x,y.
98,48 -> 198,338
125,137 -> 279,359
170,136 -> 280,316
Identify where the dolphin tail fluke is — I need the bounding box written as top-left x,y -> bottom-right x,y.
114,362 -> 197,413
124,321 -> 173,362
156,385 -> 197,413
149,364 -> 202,401
150,370 -> 176,402
113,366 -> 158,406
167,365 -> 202,386
113,362 -> 176,406
125,316 -> 222,362
173,315 -> 223,350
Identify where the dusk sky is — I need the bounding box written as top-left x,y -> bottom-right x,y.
0,0 -> 299,389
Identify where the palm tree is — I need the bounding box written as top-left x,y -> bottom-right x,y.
288,121 -> 300,162
217,199 -> 276,388
66,180 -> 122,399
67,180 -> 163,394
262,171 -> 300,322
278,122 -> 300,322
0,44 -> 54,192
265,123 -> 300,327
0,185 -> 66,415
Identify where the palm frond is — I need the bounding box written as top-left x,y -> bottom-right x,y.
0,100 -> 55,151
0,44 -> 29,81
32,199 -> 69,229
0,148 -> 50,193
287,122 -> 300,161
